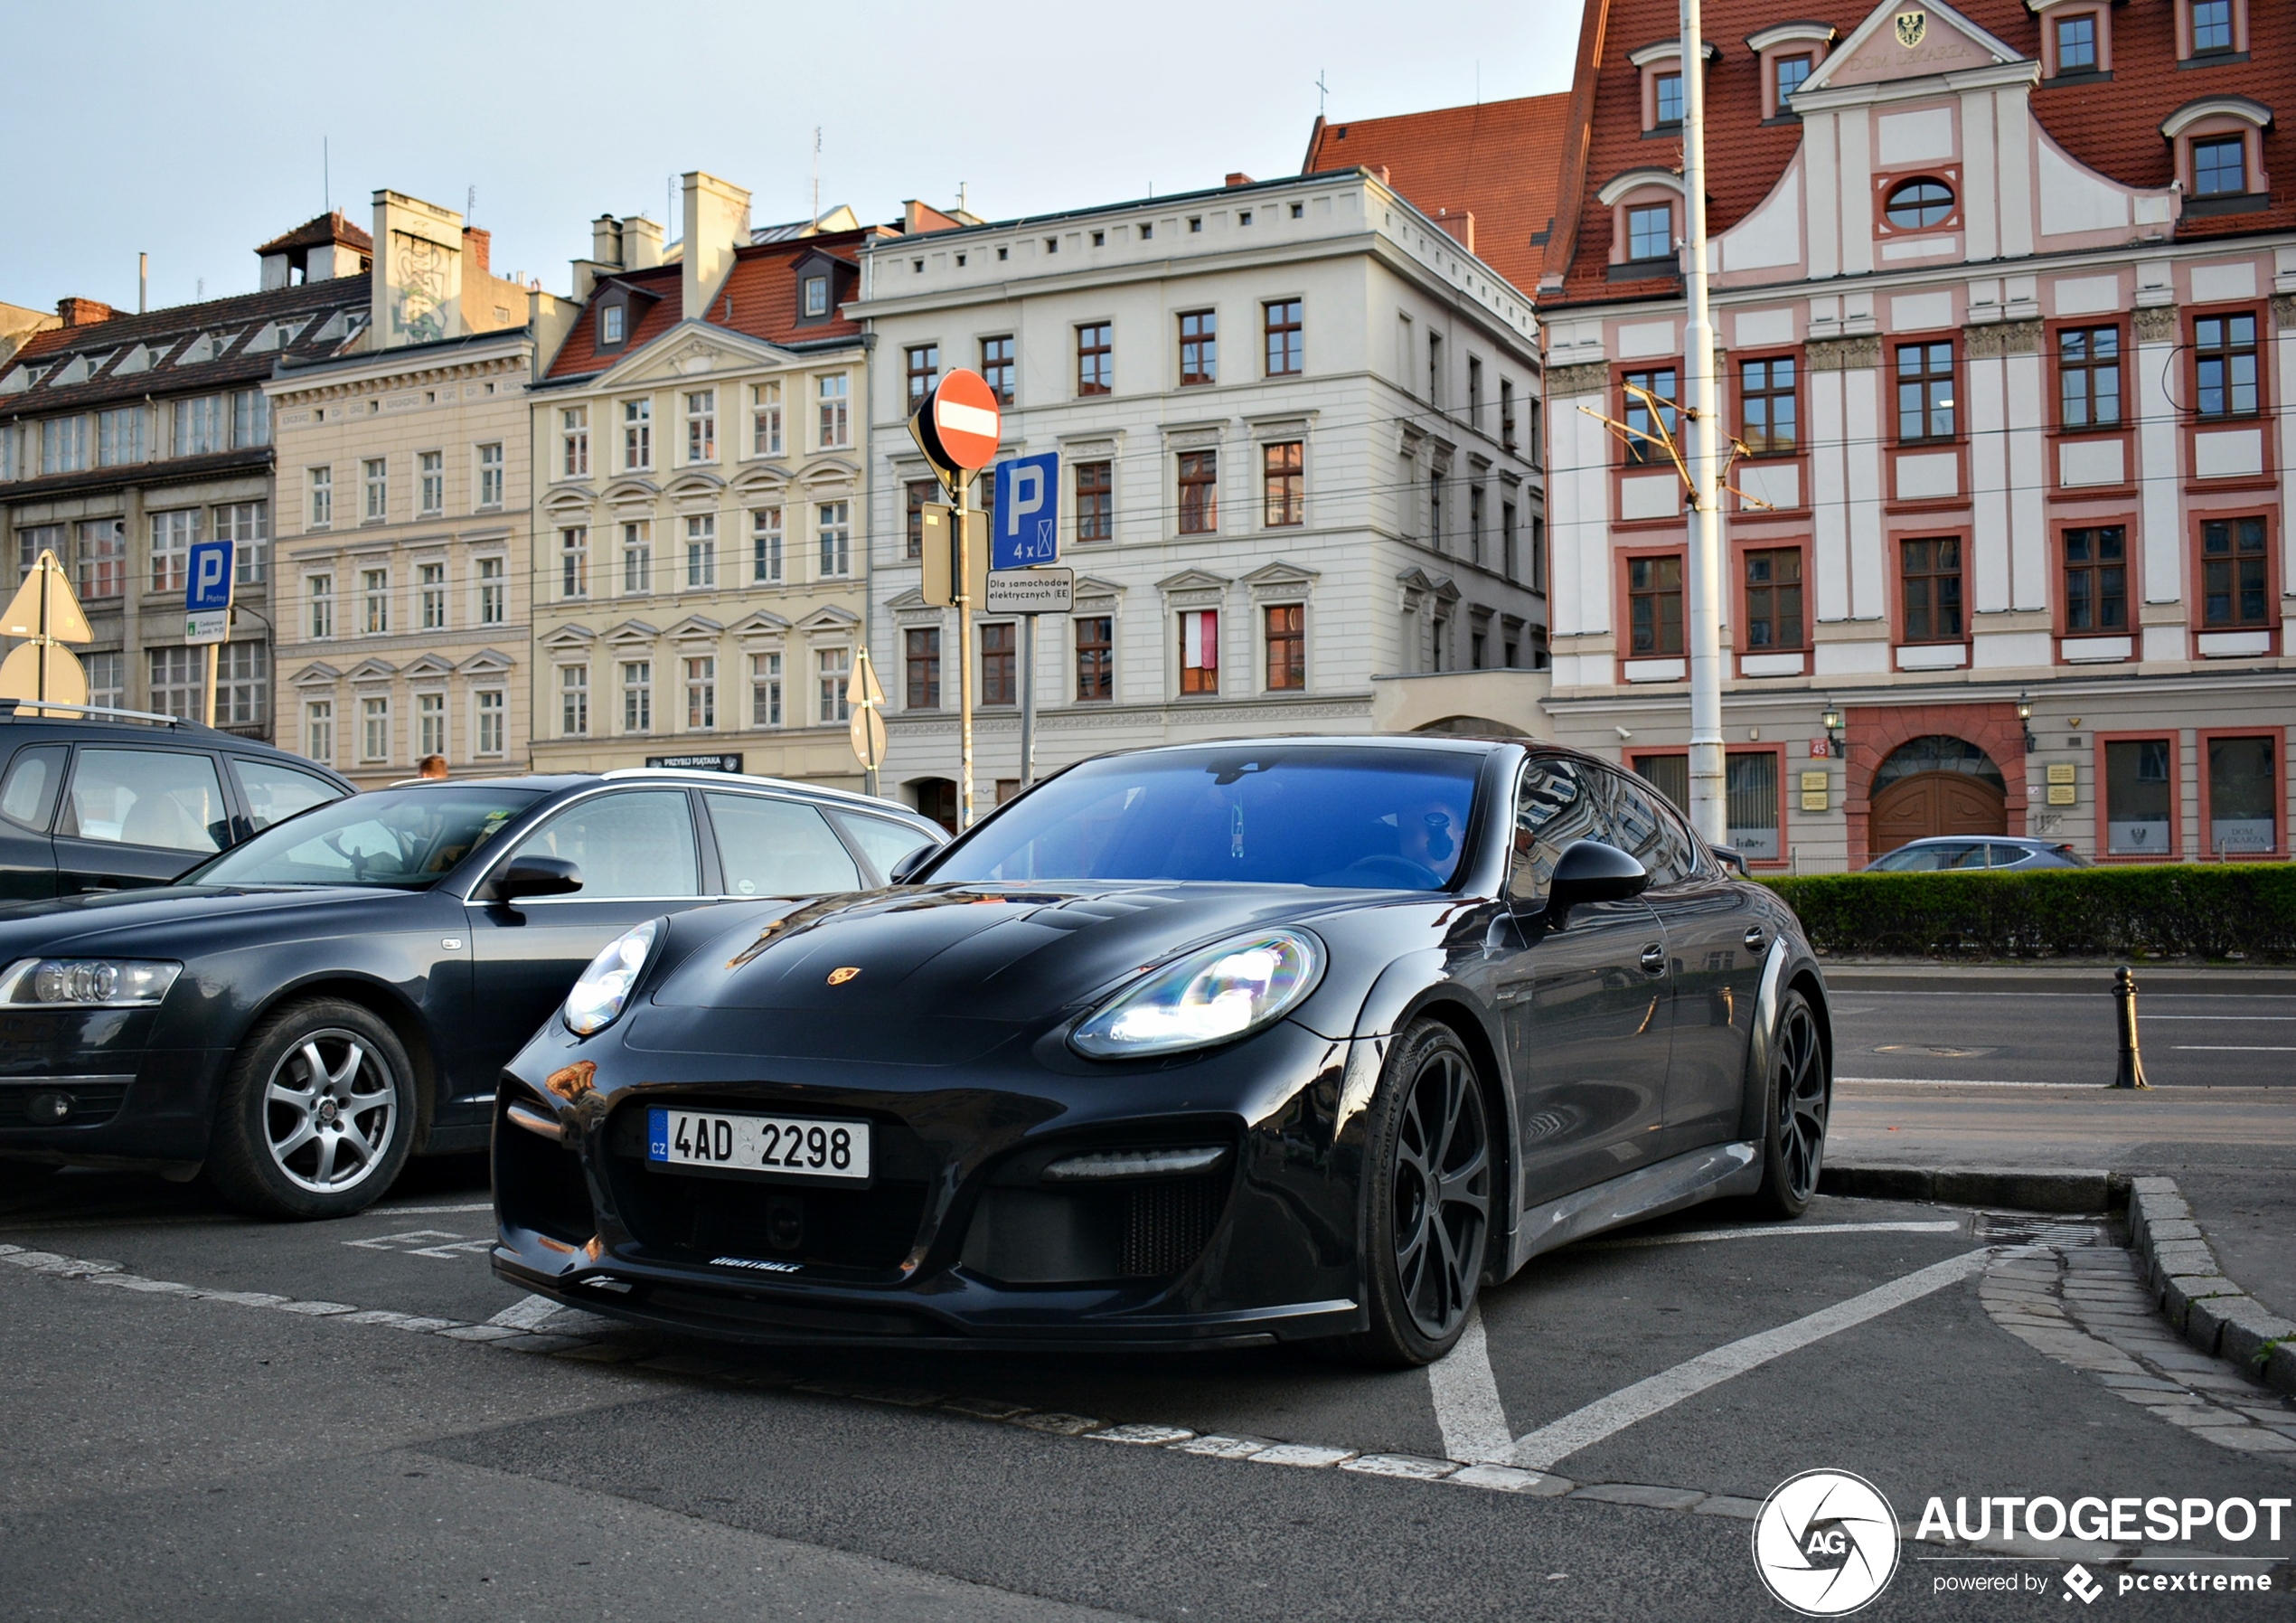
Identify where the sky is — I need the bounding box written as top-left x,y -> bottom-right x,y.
0,1 -> 1582,318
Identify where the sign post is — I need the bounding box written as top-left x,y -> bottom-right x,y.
0,549 -> 95,709
183,538 -> 235,727
908,370 -> 1003,828
845,644 -> 888,797
990,450 -> 1062,788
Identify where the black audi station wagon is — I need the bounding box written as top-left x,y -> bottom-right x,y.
0,769 -> 942,1218
493,738 -> 1833,1366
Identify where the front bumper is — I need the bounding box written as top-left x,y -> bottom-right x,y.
0,1005 -> 227,1167
493,1014 -> 1382,1350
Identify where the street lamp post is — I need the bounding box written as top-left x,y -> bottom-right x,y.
1680,0 -> 1727,848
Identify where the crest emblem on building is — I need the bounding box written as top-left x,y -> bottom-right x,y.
1895,10 -> 1927,48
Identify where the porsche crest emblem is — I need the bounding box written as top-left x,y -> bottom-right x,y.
826,966 -> 861,986
1895,9 -> 1926,48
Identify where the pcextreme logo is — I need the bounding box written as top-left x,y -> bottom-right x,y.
1753,1470 -> 1901,1616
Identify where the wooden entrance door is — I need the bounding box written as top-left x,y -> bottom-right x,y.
1869,770 -> 2007,854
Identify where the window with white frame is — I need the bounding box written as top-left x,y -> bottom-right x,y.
173,395 -> 222,458
419,561 -> 447,629
475,690 -> 504,756
685,390 -> 717,463
150,508 -> 199,593
621,660 -> 652,732
684,656 -> 716,730
361,695 -> 390,762
623,400 -> 652,469
801,274 -> 829,319
685,514 -> 717,588
417,692 -> 447,759
149,646 -> 202,721
362,567 -> 390,635
561,406 -> 589,477
14,523 -> 56,581
419,450 -> 444,515
308,467 -> 332,527
363,458 -> 388,521
816,500 -> 851,577
76,518 -> 125,599
817,646 -> 851,723
305,699 -> 334,764
816,374 -> 850,448
476,556 -> 505,624
307,573 -> 334,639
232,389 -> 269,448
751,651 -> 783,726
599,304 -> 624,346
40,415 -> 88,474
218,640 -> 267,728
216,501 -> 267,584
752,382 -> 783,456
475,442 -> 503,508
97,405 -> 143,467
83,650 -> 124,711
560,526 -> 589,599
560,665 -> 589,737
751,506 -> 783,582
622,522 -> 651,594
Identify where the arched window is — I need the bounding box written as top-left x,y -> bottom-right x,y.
1884,178 -> 1955,230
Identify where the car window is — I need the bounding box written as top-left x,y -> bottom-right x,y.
1507,757 -> 1613,904
1872,843 -> 1969,872
508,789 -> 700,900
192,786 -> 541,888
0,744 -> 68,831
1989,844 -> 2033,868
833,811 -> 937,883
1602,768 -> 1697,887
703,793 -> 862,897
231,757 -> 346,833
1943,844 -> 1990,870
60,748 -> 228,853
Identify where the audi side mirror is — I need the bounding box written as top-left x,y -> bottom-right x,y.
888,845 -> 936,884
1548,839 -> 1649,912
1710,844 -> 1748,876
488,854 -> 584,902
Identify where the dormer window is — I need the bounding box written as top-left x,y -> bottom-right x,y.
1884,178 -> 1955,230
2162,97 -> 2272,212
1654,71 -> 1683,128
1629,205 -> 1672,260
2195,136 -> 2246,195
802,275 -> 828,317
1746,21 -> 1835,119
2191,0 -> 2234,54
1599,170 -> 1687,273
1775,54 -> 1811,107
598,304 -> 625,346
2056,14 -> 2095,71
1628,39 -> 1714,134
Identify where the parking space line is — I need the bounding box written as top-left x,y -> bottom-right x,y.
1427,1305 -> 1513,1465
1575,1220 -> 1962,1251
364,1203 -> 497,1216
2173,1046 -> 2296,1052
1507,1249 -> 1990,1471
1837,1077 -> 2103,1089
489,1293 -> 569,1331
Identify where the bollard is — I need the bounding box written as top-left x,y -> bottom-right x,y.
2112,966 -> 2150,1090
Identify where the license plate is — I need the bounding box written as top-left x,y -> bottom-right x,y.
647,1107 -> 871,1182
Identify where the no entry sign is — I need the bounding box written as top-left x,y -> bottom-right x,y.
909,369 -> 1002,475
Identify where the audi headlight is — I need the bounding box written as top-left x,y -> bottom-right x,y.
1070,930 -> 1322,1059
564,919 -> 660,1036
0,958 -> 181,1008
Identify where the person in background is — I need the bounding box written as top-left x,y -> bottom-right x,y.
417,755 -> 449,780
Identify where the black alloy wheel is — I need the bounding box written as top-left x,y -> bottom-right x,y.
207,997 -> 416,1220
1330,1017 -> 1493,1366
1754,987 -> 1828,1218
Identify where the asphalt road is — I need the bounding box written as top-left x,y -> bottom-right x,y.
1830,990 -> 2296,1090
4,986 -> 2292,1621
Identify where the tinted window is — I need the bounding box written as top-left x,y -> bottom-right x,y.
1869,842 -> 1979,873
933,746 -> 1482,890
834,811 -> 937,882
1989,844 -> 2036,868
1507,756 -> 1612,903
0,744 -> 68,830
704,793 -> 861,897
231,757 -> 345,832
61,748 -> 227,853
193,787 -> 541,887
1603,769 -> 1697,886
509,790 -> 699,899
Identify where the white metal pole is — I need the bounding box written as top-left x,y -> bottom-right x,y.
1680,0 -> 1727,848
1018,613 -> 1036,788
953,472 -> 975,829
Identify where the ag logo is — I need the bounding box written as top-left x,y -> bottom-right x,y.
1753,1470 -> 1900,1616
1895,10 -> 1927,48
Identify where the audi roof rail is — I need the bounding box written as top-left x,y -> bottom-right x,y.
0,698 -> 202,730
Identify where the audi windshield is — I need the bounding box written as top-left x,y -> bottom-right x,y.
186,787 -> 546,890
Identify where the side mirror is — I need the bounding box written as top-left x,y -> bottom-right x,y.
1710,844 -> 1748,876
888,845 -> 936,883
1548,839 -> 1649,912
488,854 -> 583,902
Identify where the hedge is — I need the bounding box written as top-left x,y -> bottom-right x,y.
1757,863 -> 2296,962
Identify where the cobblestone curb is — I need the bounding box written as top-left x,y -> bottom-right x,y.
2126,1175 -> 2296,1398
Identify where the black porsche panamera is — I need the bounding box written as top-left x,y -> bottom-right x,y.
494,737 -> 1832,1366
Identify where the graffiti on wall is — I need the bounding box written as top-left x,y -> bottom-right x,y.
390,231 -> 455,344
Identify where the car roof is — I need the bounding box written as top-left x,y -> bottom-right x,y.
0,703 -> 354,778
373,769 -> 945,834
1894,835 -> 2048,846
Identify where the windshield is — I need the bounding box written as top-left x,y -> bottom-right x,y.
186,787 -> 546,890
930,746 -> 1484,890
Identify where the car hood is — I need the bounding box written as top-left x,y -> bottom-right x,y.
0,884 -> 416,957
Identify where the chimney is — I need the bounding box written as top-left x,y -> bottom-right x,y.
57,297 -> 116,328
1435,210 -> 1475,253
461,225 -> 491,281
625,214 -> 664,269
591,214 -> 624,269
372,189 -> 466,349
681,172 -> 751,322
1225,173 -> 1255,188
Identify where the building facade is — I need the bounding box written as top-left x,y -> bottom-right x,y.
848,169 -> 1548,827
1531,0 -> 2295,869
0,214 -> 374,735
525,173 -> 892,788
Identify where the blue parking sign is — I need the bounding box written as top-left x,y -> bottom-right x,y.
990,451 -> 1059,569
186,540 -> 235,612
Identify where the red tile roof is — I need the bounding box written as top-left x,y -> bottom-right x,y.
1300,92 -> 1572,296
542,228 -> 881,382
1545,0 -> 2295,309
256,211 -> 374,256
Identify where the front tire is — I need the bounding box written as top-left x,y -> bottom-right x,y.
206,998 -> 415,1220
1752,987 -> 1828,1218
1323,1017 -> 1494,1367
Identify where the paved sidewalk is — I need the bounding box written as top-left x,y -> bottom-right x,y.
2178,1170 -> 2296,1322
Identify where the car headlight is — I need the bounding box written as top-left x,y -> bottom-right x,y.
1070,930 -> 1323,1059
564,920 -> 660,1036
0,958 -> 181,1008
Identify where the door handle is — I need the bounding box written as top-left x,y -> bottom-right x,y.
1744,927 -> 1769,953
1639,944 -> 1666,976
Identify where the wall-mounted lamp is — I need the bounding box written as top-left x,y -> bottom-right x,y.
1821,699 -> 1845,757
2016,691 -> 2036,753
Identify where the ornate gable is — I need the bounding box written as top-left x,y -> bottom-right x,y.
1802,0 -> 2020,94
